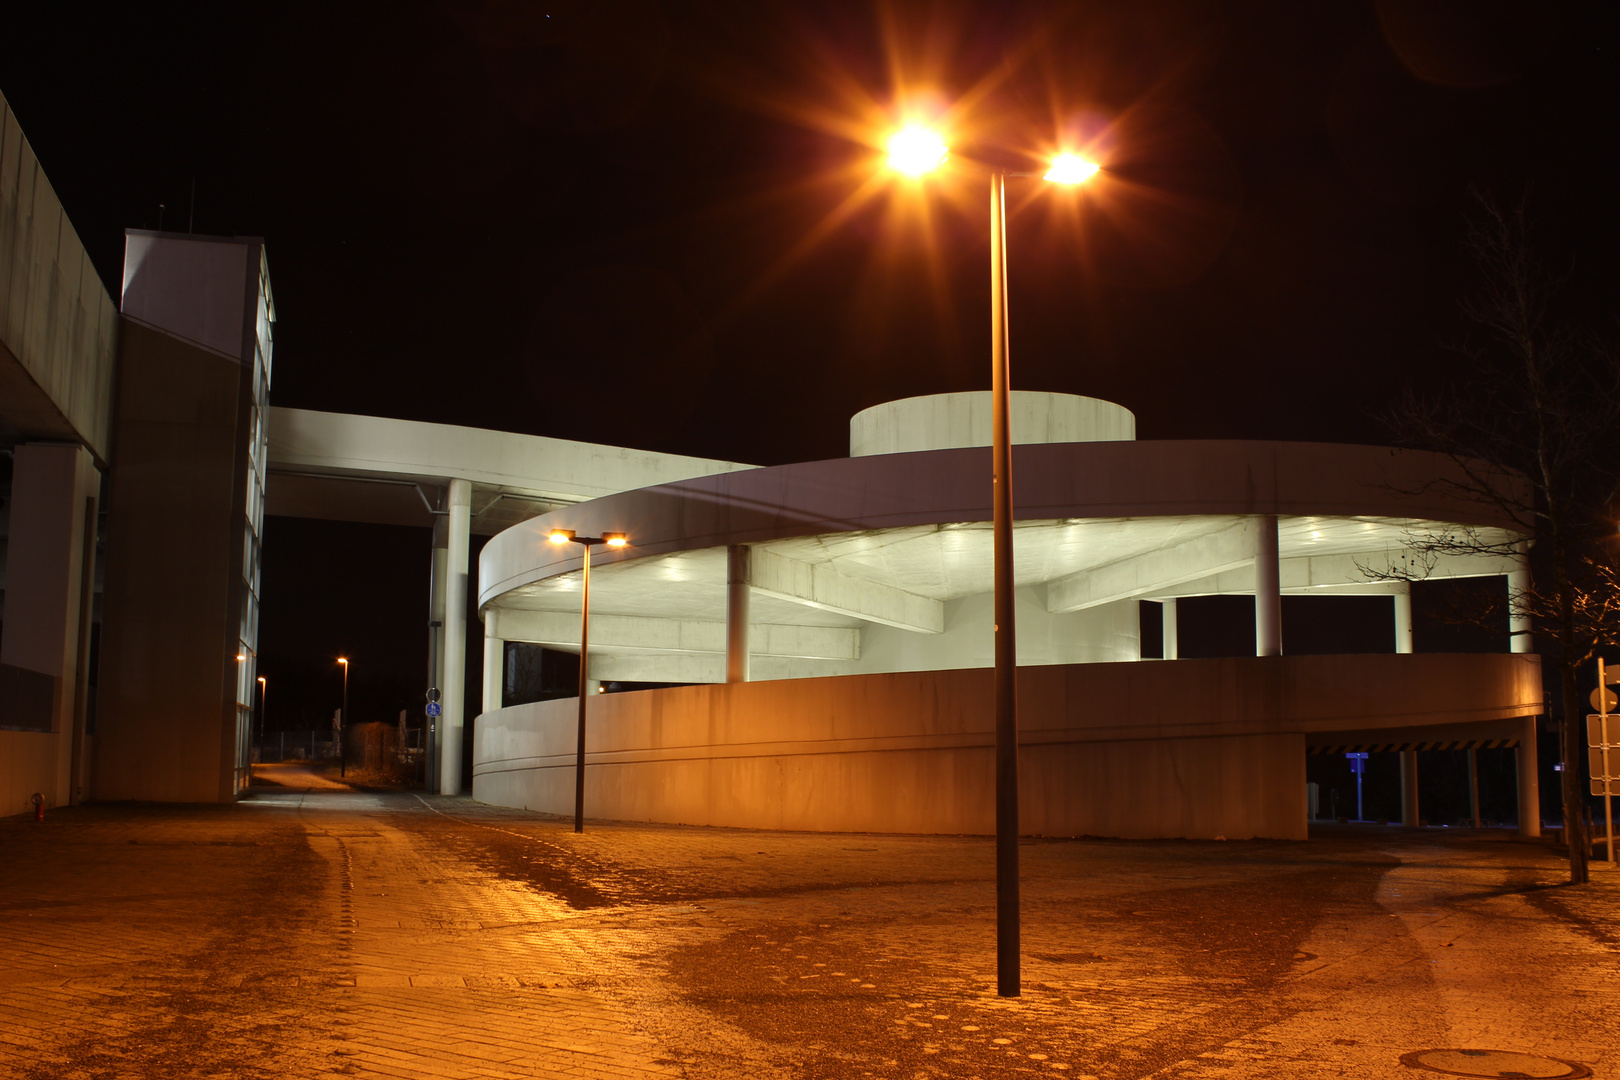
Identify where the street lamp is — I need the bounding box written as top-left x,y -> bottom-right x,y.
548,528 -> 629,832
258,675 -> 267,742
337,657 -> 349,778
885,127 -> 1099,998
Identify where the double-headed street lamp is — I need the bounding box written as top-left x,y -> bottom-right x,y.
547,528 -> 629,833
886,123 -> 1099,999
337,657 -> 350,777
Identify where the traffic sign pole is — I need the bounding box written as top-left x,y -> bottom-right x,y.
426,687 -> 441,790
1347,752 -> 1368,822
1605,713 -> 1614,866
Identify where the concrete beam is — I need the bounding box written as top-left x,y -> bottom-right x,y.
268,407 -> 756,506
1047,520 -> 1258,613
486,607 -> 860,661
586,651 -> 852,685
1144,551 -> 1523,599
749,547 -> 944,634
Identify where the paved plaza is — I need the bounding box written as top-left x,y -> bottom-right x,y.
2,765 -> 1617,1080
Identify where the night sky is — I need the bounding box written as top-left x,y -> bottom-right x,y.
3,1 -> 1616,731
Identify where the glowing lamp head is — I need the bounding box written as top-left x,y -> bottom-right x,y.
237,653 -> 247,661
548,528 -> 577,545
886,124 -> 948,177
603,532 -> 628,548
1044,153 -> 1099,185
337,657 -> 348,666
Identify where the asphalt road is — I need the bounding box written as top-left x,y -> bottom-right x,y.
2,767 -> 1616,1079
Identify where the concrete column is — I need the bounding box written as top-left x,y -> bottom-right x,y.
1401,750 -> 1420,827
726,544 -> 751,683
439,479 -> 472,795
1161,598 -> 1178,660
1393,584 -> 1413,654
426,509 -> 448,786
1516,715 -> 1541,837
1507,548 -> 1539,836
1254,514 -> 1281,656
2,444 -> 100,807
482,617 -> 504,715
1467,748 -> 1482,828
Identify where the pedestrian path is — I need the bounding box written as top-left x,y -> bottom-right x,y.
2,796 -> 1616,1079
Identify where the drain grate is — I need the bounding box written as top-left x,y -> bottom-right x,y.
1400,1049 -> 1591,1079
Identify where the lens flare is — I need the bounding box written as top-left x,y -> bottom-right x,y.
1044,153 -> 1099,185
886,124 -> 948,176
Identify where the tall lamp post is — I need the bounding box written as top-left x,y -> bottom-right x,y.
337,657 -> 350,778
257,675 -> 267,742
547,528 -> 629,832
887,127 -> 1099,998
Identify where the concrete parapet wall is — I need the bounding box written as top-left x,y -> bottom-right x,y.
473,653 -> 1540,840
481,440 -> 1531,608
849,391 -> 1136,456
0,90 -> 119,459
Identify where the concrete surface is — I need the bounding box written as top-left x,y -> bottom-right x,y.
474,655 -> 1541,842
2,765 -> 1616,1079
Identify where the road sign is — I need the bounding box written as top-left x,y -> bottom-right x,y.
1594,658 -> 1618,864
1591,715 -> 1616,794
426,687 -> 440,704
426,701 -> 441,718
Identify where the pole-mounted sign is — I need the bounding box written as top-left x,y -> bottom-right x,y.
1346,752 -> 1369,822
1588,658 -> 1619,865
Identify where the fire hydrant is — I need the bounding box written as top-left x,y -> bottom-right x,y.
30,792 -> 44,823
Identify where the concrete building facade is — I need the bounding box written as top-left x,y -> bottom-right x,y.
471,392 -> 1544,840
1,85 -> 283,811
0,89 -> 117,815
93,232 -> 275,801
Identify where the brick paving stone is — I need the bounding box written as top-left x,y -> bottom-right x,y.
3,785 -> 1618,1079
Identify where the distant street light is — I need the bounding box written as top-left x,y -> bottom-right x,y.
337,657 -> 350,778
548,528 -> 629,833
258,675 -> 267,742
883,125 -> 1100,999
1043,152 -> 1100,185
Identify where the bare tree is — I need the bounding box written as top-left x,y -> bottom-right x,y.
504,641 -> 549,707
1377,194 -> 1620,885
